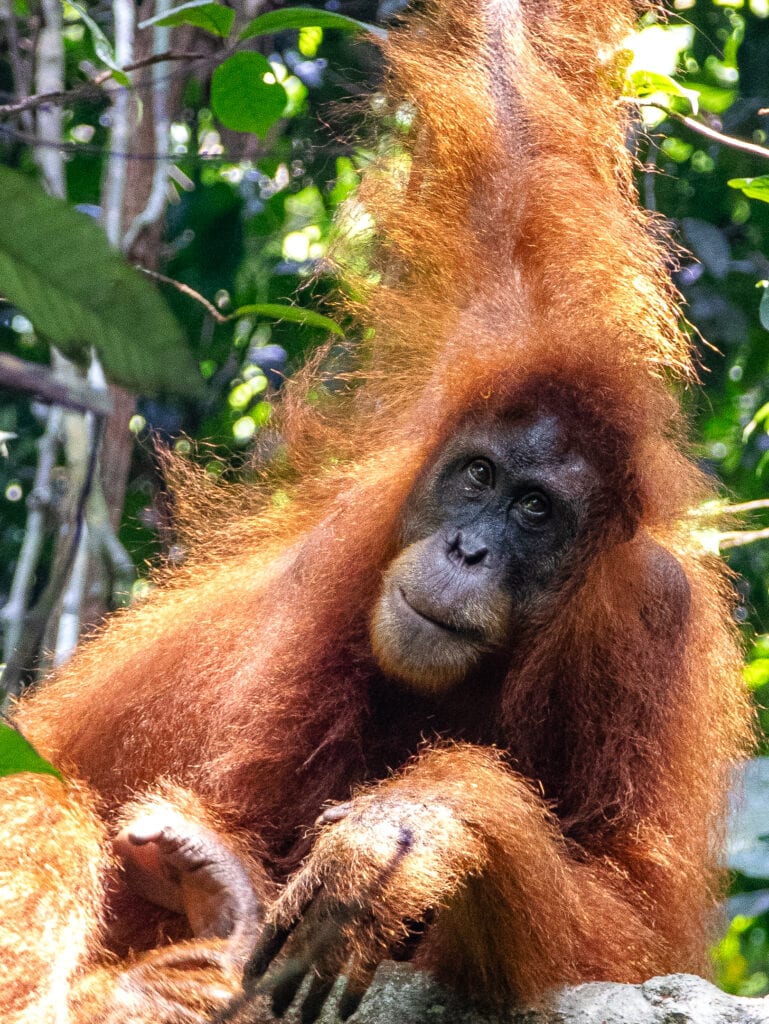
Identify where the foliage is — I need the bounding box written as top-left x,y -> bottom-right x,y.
0,165 -> 199,396
0,721 -> 61,780
627,0 -> 769,994
0,0 -> 768,994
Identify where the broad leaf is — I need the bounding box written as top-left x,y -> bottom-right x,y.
211,53 -> 287,137
728,176 -> 769,205
67,1 -> 130,85
761,287 -> 769,333
139,0 -> 234,38
682,217 -> 731,280
233,303 -> 343,336
239,7 -> 385,42
683,81 -> 736,115
742,398 -> 769,443
727,758 -> 769,877
0,166 -> 201,397
0,720 -> 61,780
629,69 -> 699,115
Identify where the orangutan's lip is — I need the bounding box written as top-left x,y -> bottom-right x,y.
397,587 -> 463,635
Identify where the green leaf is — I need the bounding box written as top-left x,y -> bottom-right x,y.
727,759 -> 769,877
0,721 -> 61,780
0,166 -> 201,397
233,303 -> 343,336
66,1 -> 130,86
629,69 -> 699,114
211,53 -> 287,137
760,287 -> 769,333
743,399 -> 769,443
745,659 -> 769,690
139,0 -> 235,38
682,218 -> 731,280
239,7 -> 386,42
728,176 -> 769,205
683,81 -> 736,115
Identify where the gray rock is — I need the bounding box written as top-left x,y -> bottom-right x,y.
236,966 -> 769,1024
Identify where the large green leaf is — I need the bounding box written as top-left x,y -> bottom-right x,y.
728,176 -> 769,205
0,720 -> 61,780
211,53 -> 287,137
139,0 -> 235,38
233,303 -> 343,336
0,166 -> 201,397
239,7 -> 386,42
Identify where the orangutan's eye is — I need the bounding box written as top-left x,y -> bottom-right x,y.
465,459 -> 494,489
518,492 -> 551,521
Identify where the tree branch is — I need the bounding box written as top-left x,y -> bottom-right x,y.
121,0 -> 173,253
102,0 -> 135,246
0,414 -> 105,701
719,527 -> 769,550
92,50 -> 207,85
0,353 -> 113,415
630,98 -> 769,162
0,53 -> 207,118
136,266 -> 230,322
0,407 -> 62,671
706,498 -> 769,516
35,0 -> 66,197
0,0 -> 34,132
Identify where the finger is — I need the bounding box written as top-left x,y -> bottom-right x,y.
315,802 -> 352,827
243,921 -> 295,987
337,968 -> 374,1022
270,957 -> 310,1018
335,947 -> 381,1022
299,971 -> 338,1024
267,898 -> 351,1017
244,880 -> 323,986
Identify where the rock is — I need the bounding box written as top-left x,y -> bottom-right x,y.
231,966 -> 769,1024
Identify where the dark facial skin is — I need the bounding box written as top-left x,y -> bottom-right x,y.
369,413 -> 600,692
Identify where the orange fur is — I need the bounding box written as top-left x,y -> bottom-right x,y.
1,0 -> 753,1020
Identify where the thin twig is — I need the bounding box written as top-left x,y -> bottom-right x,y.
0,0 -> 34,132
0,52 -> 206,118
0,416 -> 106,702
0,53 -> 206,117
35,0 -> 66,197
0,407 -> 62,667
102,0 -> 135,246
643,137 -> 658,213
92,50 -> 206,85
629,97 -> 769,162
50,355 -> 108,665
719,528 -> 769,550
136,266 -> 230,322
54,520 -> 90,665
122,0 -> 172,253
0,353 -> 113,415
1,127 -> 266,162
0,85 -> 98,117
717,498 -> 769,515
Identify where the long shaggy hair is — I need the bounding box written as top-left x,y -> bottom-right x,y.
13,0 -> 752,1004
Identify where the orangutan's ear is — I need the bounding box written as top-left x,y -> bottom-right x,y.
637,536 -> 691,642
